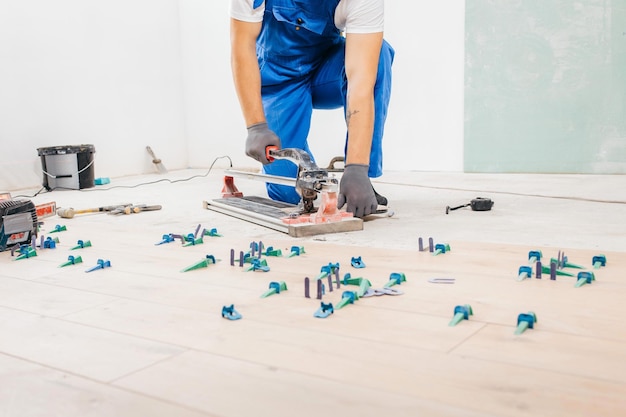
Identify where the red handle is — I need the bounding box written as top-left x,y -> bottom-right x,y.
266,145 -> 278,162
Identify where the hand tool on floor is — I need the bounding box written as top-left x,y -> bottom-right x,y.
109,204 -> 162,215
146,146 -> 167,174
57,204 -> 131,219
446,197 -> 494,214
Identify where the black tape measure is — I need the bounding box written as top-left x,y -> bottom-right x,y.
446,197 -> 494,214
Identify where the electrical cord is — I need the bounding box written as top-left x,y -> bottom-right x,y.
12,155 -> 233,198
13,159 -> 624,205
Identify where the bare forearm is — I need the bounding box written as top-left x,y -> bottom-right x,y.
230,19 -> 265,126
344,32 -> 383,166
345,89 -> 375,165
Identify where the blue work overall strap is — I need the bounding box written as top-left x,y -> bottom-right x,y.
256,0 -> 343,204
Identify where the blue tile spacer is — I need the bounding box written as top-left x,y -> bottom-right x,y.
517,265 -> 532,281
155,234 -> 175,245
222,304 -> 242,320
314,302 -> 334,318
350,256 -> 366,268
85,259 -> 111,273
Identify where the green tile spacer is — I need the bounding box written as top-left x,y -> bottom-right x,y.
183,235 -> 203,247
59,255 -> 83,268
15,247 -> 37,260
263,246 -> 283,257
449,304 -> 473,326
245,258 -> 269,272
261,281 -> 288,298
433,243 -> 451,256
383,272 -> 406,288
203,228 -> 222,237
575,271 -> 596,288
540,264 -> 574,277
515,312 -> 537,335
341,273 -> 365,286
49,224 -> 67,233
341,274 -> 372,297
592,254 -> 606,269
335,290 -> 359,310
551,257 -> 584,270
316,262 -> 340,280
288,246 -> 305,257
70,240 -> 92,250
181,254 -> 217,272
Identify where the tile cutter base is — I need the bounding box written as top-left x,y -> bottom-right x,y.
203,196 -> 363,237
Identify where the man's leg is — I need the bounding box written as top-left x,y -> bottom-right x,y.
261,78 -> 313,205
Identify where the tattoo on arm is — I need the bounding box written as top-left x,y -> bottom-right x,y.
346,109 -> 360,126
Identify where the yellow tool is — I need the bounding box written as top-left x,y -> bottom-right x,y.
56,204 -> 131,219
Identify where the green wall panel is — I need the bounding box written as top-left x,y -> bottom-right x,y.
464,0 -> 626,173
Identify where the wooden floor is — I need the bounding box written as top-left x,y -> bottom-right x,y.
1,170 -> 625,416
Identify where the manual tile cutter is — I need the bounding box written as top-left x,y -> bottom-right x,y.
203,148 -> 376,237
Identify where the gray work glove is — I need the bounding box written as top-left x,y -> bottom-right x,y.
337,164 -> 378,218
245,122 -> 281,165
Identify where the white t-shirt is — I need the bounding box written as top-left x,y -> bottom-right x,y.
229,0 -> 384,34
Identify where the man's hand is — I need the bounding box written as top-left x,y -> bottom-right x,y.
245,122 -> 281,164
337,164 -> 378,218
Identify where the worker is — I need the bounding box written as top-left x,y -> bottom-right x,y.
230,0 -> 394,218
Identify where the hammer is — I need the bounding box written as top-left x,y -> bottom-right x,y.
56,204 -> 131,219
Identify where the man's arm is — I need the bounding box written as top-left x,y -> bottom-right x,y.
337,31 -> 383,217
344,32 -> 383,165
231,18 -> 280,164
230,18 -> 265,126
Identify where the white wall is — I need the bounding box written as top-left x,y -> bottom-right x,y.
0,0 -> 187,190
0,1 -> 465,191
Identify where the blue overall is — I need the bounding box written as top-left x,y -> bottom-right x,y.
254,0 -> 394,204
